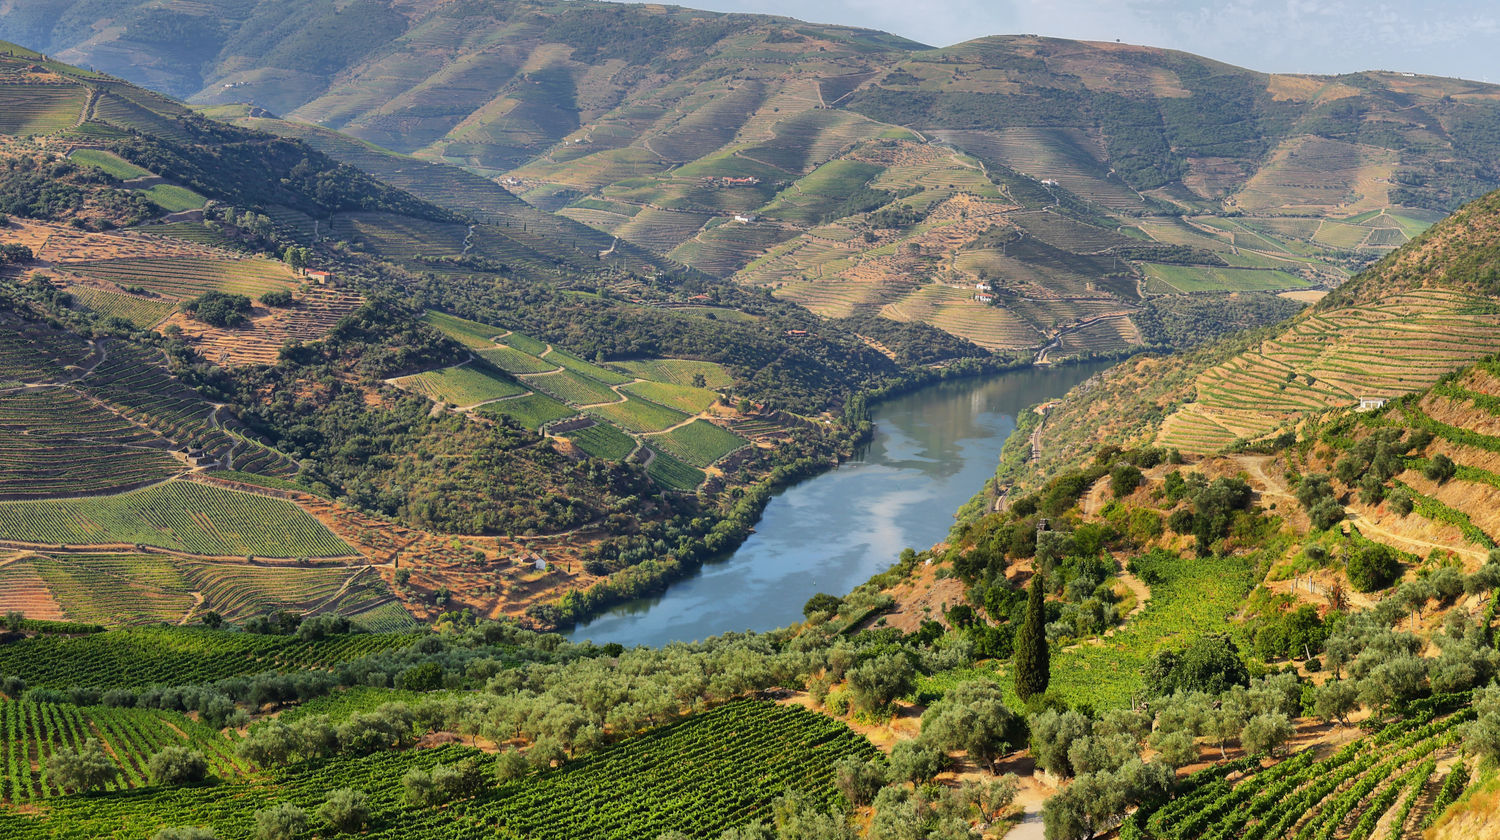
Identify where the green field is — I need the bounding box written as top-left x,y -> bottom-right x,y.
527,369 -> 619,406
392,363 -> 525,407
0,481 -> 355,558
500,331 -> 549,356
592,396 -> 689,433
565,421 -> 637,461
1038,549 -> 1258,708
476,393 -> 576,430
0,626 -> 417,689
1141,264 -> 1311,293
613,358 -> 734,388
420,310 -> 503,349
66,286 -> 172,328
479,345 -> 559,374
646,448 -> 706,491
547,347 -> 631,384
142,183 -> 206,212
622,379 -> 718,413
68,149 -> 151,180
648,419 -> 746,467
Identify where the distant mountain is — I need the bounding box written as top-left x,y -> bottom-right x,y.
12,0 -> 1500,359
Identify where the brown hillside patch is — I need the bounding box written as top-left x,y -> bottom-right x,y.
866,558 -> 969,634
21,220 -> 222,263
164,285 -> 362,367
0,559 -> 67,621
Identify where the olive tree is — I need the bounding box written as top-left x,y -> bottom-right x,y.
46,738 -> 118,794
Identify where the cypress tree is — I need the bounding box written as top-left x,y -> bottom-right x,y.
1014,571 -> 1049,700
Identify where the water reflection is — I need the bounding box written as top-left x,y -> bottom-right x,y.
567,361 -> 1114,647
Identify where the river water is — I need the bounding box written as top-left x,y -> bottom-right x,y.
567,361 -> 1115,648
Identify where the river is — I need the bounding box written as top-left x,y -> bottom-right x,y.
567,361 -> 1115,647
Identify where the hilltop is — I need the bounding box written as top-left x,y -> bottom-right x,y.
11,1 -> 1500,360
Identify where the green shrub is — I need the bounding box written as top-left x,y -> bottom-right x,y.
1347,543 -> 1401,592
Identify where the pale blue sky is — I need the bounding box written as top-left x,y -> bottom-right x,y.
663,0 -> 1500,81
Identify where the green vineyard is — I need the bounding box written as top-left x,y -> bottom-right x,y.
648,419 -> 747,467
476,393 -> 576,430
0,700 -> 874,839
64,257 -> 296,301
0,481 -> 354,558
0,700 -> 248,803
564,422 -> 637,461
0,626 -> 420,689
0,389 -> 180,498
391,363 -> 525,407
1136,699 -> 1473,840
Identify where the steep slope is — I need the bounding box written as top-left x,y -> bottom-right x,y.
1019,187 -> 1500,487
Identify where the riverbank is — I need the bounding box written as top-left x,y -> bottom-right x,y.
564,360 -> 1117,646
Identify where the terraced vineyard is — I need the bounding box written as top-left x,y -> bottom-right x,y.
419,310 -> 731,488
647,448 -> 707,491
166,284 -> 365,368
0,481 -> 354,558
65,285 -> 173,328
612,359 -> 733,389
591,396 -> 688,433
621,380 -> 718,413
1137,701 -> 1473,840
0,625 -> 419,689
527,369 -> 619,406
0,561 -> 67,621
1158,289 -> 1500,452
78,341 -> 295,473
0,83 -> 87,136
480,345 -> 561,374
0,699 -> 248,803
64,256 -> 296,301
563,421 -> 637,461
23,554 -> 197,625
0,317 -> 92,384
391,363 -> 525,407
0,389 -> 180,498
647,419 -> 747,467
132,222 -> 240,249
477,393 -> 576,430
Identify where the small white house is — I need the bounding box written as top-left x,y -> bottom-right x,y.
733,214 -> 758,223
1357,397 -> 1387,412
975,293 -> 994,304
1041,178 -> 1060,187
975,282 -> 992,292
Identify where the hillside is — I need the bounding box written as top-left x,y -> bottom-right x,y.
1011,187 -> 1500,493
0,43 -> 996,636
10,2 -> 1499,359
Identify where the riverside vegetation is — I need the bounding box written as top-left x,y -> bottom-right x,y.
2,4 -> 1500,839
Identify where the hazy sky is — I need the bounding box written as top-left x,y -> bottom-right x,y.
664,0 -> 1500,81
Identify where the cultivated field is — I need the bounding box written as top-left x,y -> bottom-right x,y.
0,481 -> 355,558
